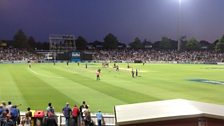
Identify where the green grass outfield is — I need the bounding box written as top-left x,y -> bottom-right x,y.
1,63 -> 224,113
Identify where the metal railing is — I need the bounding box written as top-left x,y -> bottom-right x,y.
20,112 -> 115,126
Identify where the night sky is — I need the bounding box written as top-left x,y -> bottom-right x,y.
1,0 -> 224,43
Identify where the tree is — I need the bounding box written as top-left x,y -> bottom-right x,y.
103,33 -> 119,49
142,39 -> 152,49
129,37 -> 143,49
117,42 -> 126,49
159,37 -> 172,50
211,39 -> 219,50
180,36 -> 187,51
13,29 -> 28,49
215,35 -> 224,52
185,38 -> 200,51
75,36 -> 87,50
28,36 -> 36,50
199,40 -> 212,50
152,41 -> 160,50
92,41 -> 103,49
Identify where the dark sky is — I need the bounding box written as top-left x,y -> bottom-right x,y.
1,0 -> 224,43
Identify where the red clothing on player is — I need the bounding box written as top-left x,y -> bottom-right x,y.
96,71 -> 100,80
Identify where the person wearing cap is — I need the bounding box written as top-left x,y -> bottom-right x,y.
96,110 -> 103,126
62,102 -> 71,126
1,101 -> 7,111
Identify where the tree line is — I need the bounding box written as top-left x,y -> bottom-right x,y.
2,29 -> 224,52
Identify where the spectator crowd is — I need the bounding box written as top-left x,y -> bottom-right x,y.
0,48 -> 43,62
1,48 -> 224,63
93,49 -> 224,63
0,101 -> 104,126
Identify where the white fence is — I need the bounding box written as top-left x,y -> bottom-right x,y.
20,112 -> 115,126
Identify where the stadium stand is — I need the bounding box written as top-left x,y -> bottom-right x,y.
1,48 -> 224,64
93,50 -> 224,63
0,48 -> 43,63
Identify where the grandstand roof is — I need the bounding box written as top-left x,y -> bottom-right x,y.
114,99 -> 224,126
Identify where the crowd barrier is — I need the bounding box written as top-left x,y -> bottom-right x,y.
20,112 -> 115,126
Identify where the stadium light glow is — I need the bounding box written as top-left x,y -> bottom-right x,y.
179,0 -> 183,7
177,0 -> 183,51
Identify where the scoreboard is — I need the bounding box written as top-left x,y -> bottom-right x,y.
71,51 -> 81,62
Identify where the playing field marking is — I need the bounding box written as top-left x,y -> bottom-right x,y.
204,67 -> 224,70
189,79 -> 224,85
28,68 -> 64,79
